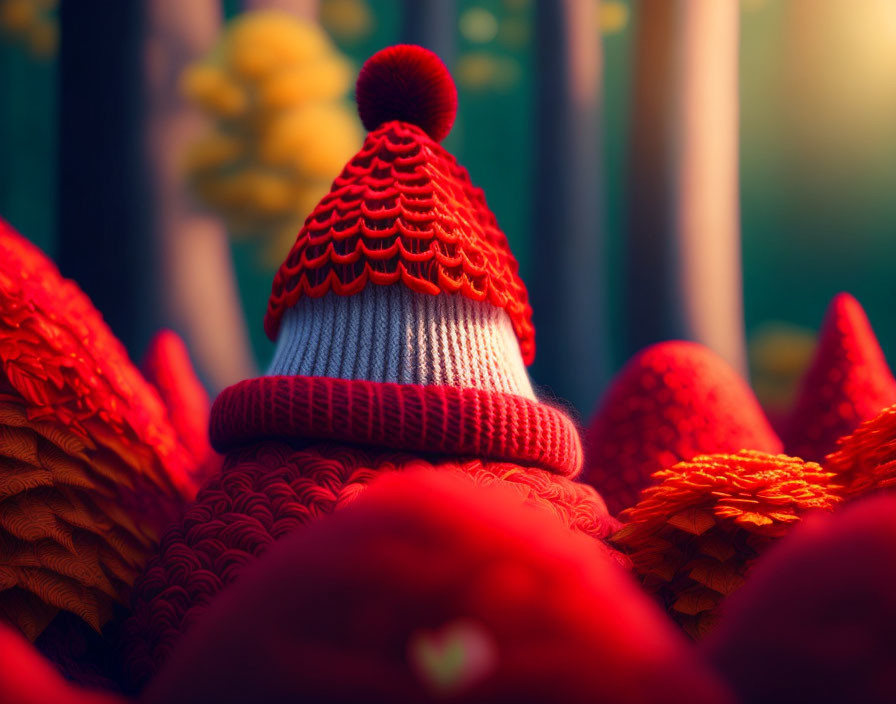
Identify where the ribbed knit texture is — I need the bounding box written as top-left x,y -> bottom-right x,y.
266,286 -> 534,399
210,376 -> 582,477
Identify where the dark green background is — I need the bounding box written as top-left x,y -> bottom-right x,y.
1,0 -> 893,385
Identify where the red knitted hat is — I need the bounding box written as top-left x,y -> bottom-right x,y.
264,45 -> 536,364
144,471 -> 731,704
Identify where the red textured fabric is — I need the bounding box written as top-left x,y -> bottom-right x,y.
356,45 -> 457,143
783,293 -> 896,463
143,471 -> 732,704
583,341 -> 782,515
140,330 -> 221,486
0,222 -> 197,643
0,621 -> 127,704
824,404 -> 896,501
121,443 -> 620,689
703,495 -> 896,703
264,119 -> 536,364
612,450 -> 840,639
210,375 -> 582,477
0,221 -> 195,499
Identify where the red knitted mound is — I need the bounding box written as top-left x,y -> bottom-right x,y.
0,222 -> 195,641
121,442 -> 620,689
703,495 -> 896,703
265,80 -> 534,363
583,341 -> 782,515
143,471 -> 732,704
141,330 -> 220,486
0,621 -> 127,704
356,45 -> 457,143
824,404 -> 896,501
783,293 -> 896,463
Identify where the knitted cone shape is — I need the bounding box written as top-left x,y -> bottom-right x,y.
144,471 -> 732,704
611,450 -> 841,639
122,46 -> 616,689
783,293 -> 896,463
583,341 -> 782,516
0,222 -> 196,642
703,495 -> 896,704
824,404 -> 896,501
264,44 -> 535,396
140,330 -> 220,487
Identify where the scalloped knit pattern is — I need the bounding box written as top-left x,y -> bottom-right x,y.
264,120 -> 536,364
783,293 -> 896,463
121,442 -> 621,688
0,222 -> 196,641
612,450 -> 840,639
583,341 -> 782,516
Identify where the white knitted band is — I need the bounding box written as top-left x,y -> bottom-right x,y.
266,285 -> 535,399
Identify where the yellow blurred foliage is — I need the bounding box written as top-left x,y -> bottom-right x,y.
749,322 -> 817,415
182,10 -> 363,265
0,0 -> 57,58
320,0 -> 374,43
599,1 -> 629,35
456,51 -> 521,92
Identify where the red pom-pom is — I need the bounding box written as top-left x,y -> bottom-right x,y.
355,44 -> 457,142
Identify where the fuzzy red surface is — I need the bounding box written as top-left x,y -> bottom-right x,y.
583,341 -> 782,515
121,442 -> 620,689
140,330 -> 220,486
783,293 -> 896,463
356,45 -> 457,143
143,470 -> 731,704
825,405 -> 896,500
0,221 -> 197,641
0,220 -> 195,500
703,495 -> 896,703
0,622 -> 127,704
263,119 -> 535,363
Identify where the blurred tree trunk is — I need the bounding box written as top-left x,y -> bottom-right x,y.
142,0 -> 258,390
401,0 -> 455,65
530,0 -> 606,414
625,0 -> 746,375
240,0 -> 318,17
57,1 -> 149,352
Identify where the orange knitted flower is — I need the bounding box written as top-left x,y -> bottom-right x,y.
825,404 -> 896,501
612,450 -> 841,638
0,222 -> 197,640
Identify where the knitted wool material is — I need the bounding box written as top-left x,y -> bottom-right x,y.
121,442 -> 621,689
584,341 -> 782,516
266,286 -> 534,398
783,292 -> 896,463
210,375 -> 579,475
703,495 -> 896,704
612,450 -> 840,639
0,222 -> 196,643
143,471 -> 732,704
264,119 -> 536,364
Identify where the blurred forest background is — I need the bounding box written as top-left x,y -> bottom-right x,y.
1,0 -> 894,419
